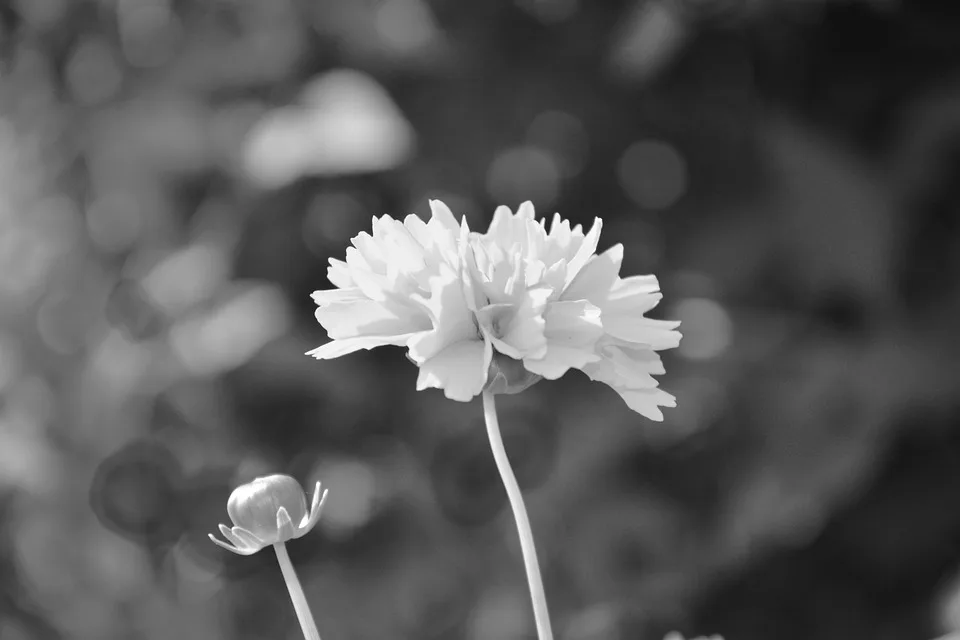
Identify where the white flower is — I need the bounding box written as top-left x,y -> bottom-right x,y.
309,200 -> 680,419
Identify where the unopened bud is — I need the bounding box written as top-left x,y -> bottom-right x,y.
209,474 -> 327,555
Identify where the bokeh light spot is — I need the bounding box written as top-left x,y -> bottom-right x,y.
674,297 -> 732,360
118,0 -> 181,68
66,38 -> 123,105
486,146 -> 561,208
468,588 -> 530,640
515,0 -> 579,23
142,243 -> 228,315
0,330 -> 22,391
374,0 -> 437,53
564,603 -> 621,640
243,70 -> 415,187
526,110 -> 589,178
13,0 -> 65,28
302,192 -> 365,254
170,284 -> 290,376
618,139 -> 687,209
86,191 -> 143,252
315,458 -> 378,537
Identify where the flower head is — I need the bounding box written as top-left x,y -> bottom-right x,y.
309,201 -> 681,419
208,474 -> 327,555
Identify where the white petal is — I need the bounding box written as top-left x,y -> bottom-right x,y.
497,287 -> 551,359
351,232 -> 387,273
614,387 -> 677,421
562,243 -> 623,304
515,201 -> 536,221
610,345 -> 666,378
315,299 -> 428,340
327,258 -> 354,288
429,199 -> 459,231
540,260 -> 568,296
601,316 -> 681,348
404,213 -> 432,245
604,292 -> 663,316
564,217 -> 602,285
521,299 -> 603,379
406,264 -> 478,363
379,220 -> 427,275
344,246 -> 390,301
415,338 -> 492,401
604,274 -> 663,315
609,274 -> 660,298
306,334 -> 419,359
311,288 -> 365,305
524,345 -> 600,379
487,205 -> 516,248
459,223 -> 486,312
406,211 -> 459,268
543,300 -> 603,343
582,345 -> 660,389
523,216 -> 548,263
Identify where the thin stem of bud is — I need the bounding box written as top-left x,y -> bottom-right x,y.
482,390 -> 554,640
273,542 -> 322,640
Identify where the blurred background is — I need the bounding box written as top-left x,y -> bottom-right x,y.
2,0 -> 960,638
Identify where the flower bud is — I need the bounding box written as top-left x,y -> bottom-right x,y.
209,474 -> 327,555
485,352 -> 542,395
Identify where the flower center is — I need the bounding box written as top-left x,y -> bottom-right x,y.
475,303 -> 515,340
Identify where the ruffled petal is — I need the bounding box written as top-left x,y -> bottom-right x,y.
306,333 -> 419,359
344,246 -> 391,301
544,300 -> 603,342
601,316 -> 682,348
564,217 -> 602,285
612,387 -> 676,421
562,244 -> 623,304
314,299 -> 429,340
350,231 -> 387,274
416,338 -> 492,401
311,288 -> 366,305
524,346 -> 600,379
327,258 -> 354,288
522,300 -> 603,379
429,199 -> 460,232
407,264 -> 478,363
405,213 -> 457,268
581,346 -> 660,390
487,205 -> 516,249
377,218 -> 427,277
459,222 -> 487,312
495,287 -> 551,359
609,274 -> 660,298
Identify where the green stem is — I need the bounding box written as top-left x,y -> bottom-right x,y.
273,542 -> 322,640
482,390 -> 554,640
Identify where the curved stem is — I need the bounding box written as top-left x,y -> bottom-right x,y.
482,391 -> 554,640
273,542 -> 322,640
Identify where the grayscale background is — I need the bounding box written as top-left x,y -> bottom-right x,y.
1,0 -> 959,639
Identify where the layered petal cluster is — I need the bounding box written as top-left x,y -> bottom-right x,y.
309,200 -> 680,419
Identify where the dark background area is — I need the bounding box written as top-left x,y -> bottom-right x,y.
1,0 -> 960,639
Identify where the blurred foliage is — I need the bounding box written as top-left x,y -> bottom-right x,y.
1,0 -> 960,639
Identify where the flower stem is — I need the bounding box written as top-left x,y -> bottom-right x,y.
273,542 -> 322,640
482,390 -> 554,640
